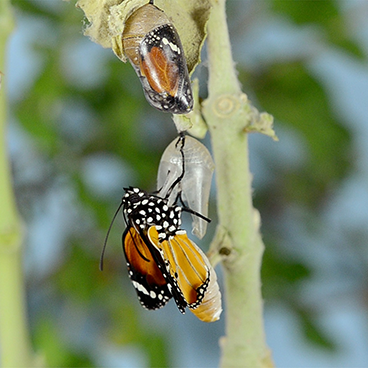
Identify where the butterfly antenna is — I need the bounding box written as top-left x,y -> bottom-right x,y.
100,200 -> 124,271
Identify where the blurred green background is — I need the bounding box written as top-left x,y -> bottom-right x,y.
4,0 -> 368,366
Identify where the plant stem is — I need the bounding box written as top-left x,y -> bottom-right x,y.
0,2 -> 35,367
203,0 -> 274,366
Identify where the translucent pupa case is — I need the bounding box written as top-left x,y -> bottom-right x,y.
157,136 -> 214,239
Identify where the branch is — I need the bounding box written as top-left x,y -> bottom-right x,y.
0,2 -> 38,367
203,0 -> 275,366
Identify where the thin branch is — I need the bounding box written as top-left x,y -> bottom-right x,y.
0,2 -> 37,367
203,0 -> 274,366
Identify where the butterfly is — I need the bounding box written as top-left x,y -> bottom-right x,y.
101,186 -> 222,322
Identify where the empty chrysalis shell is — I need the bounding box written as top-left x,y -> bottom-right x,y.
122,2 -> 193,114
157,136 -> 214,239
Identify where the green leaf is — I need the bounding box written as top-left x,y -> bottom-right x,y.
299,309 -> 337,351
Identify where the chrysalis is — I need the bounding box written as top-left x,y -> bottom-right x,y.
157,135 -> 214,239
122,1 -> 193,114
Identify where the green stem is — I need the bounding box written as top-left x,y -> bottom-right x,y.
203,0 -> 274,367
0,2 -> 35,367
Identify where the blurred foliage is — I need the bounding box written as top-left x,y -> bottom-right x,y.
33,317 -> 94,367
250,62 -> 351,208
272,0 -> 339,25
8,0 -> 367,365
261,237 -> 337,351
271,0 -> 365,58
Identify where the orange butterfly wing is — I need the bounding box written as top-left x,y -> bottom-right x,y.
123,226 -> 171,310
140,46 -> 179,96
147,226 -> 222,322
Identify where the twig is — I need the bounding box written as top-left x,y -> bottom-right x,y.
203,0 -> 274,366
